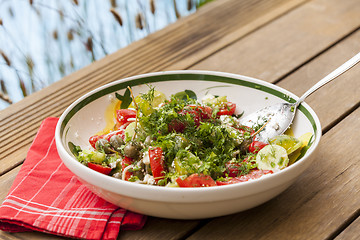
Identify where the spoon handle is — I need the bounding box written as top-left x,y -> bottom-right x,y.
296,52 -> 360,107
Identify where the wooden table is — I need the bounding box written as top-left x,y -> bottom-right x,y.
1,0 -> 360,239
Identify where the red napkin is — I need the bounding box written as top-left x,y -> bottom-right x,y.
0,117 -> 146,240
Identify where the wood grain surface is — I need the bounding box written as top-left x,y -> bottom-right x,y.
1,0 -> 360,239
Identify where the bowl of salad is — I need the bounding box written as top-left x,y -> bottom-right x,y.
55,70 -> 321,219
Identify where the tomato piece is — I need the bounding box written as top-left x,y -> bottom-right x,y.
216,102 -> 236,116
116,109 -> 137,126
89,135 -> 103,149
168,119 -> 186,133
122,156 -> 134,181
249,141 -> 268,153
176,173 -> 216,187
187,105 -> 212,119
117,121 -> 131,130
216,170 -> 273,185
179,109 -> 201,126
87,162 -> 112,175
237,125 -> 255,135
104,129 -> 125,141
148,147 -> 166,183
168,105 -> 211,133
169,109 -> 202,132
224,158 -> 258,177
224,161 -> 243,177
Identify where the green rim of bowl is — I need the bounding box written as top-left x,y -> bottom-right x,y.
60,73 -> 318,136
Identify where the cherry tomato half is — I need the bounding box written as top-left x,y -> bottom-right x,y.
216,170 -> 273,185
89,135 -> 103,149
116,109 -> 137,126
87,162 -> 112,175
168,119 -> 186,133
176,173 -> 216,187
179,109 -> 201,126
187,105 -> 213,119
224,161 -> 243,178
104,129 -> 125,142
249,141 -> 268,153
148,147 -> 166,183
122,156 -> 134,181
237,125 -> 255,135
217,102 -> 236,116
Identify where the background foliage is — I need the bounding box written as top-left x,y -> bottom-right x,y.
0,0 -> 212,110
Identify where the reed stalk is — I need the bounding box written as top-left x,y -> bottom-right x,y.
86,37 -> 95,61
187,0 -> 193,11
150,0 -> 155,14
110,8 -> 123,26
0,92 -> 12,104
135,13 -> 144,30
0,50 -> 11,66
19,77 -> 27,97
0,0 -> 202,109
0,78 -> 11,104
173,0 -> 180,19
110,0 -> 117,8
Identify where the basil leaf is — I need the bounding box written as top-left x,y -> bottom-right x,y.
174,90 -> 197,101
115,88 -> 132,109
68,141 -> 82,157
184,90 -> 197,100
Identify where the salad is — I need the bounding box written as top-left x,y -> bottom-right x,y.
70,87 -> 312,187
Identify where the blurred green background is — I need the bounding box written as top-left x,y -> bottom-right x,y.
0,0 -> 212,110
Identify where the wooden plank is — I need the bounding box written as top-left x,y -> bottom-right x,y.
276,30 -> 360,131
191,0 -> 360,129
335,216 -> 360,240
191,0 -> 360,81
0,0 -> 309,176
0,232 -> 63,240
0,167 -> 20,204
120,218 -> 203,240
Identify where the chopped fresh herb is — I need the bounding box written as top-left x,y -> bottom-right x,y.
139,85 -> 155,103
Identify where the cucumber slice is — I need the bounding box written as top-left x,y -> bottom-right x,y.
298,132 -> 313,147
174,150 -> 202,175
132,90 -> 166,115
151,90 -> 167,107
269,135 -> 302,155
91,151 -> 106,164
256,145 -> 289,171
124,122 -> 137,142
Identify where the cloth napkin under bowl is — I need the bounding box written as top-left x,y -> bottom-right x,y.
0,117 -> 146,240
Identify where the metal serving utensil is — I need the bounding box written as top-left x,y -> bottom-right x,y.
240,52 -> 360,143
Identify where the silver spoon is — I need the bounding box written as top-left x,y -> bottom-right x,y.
240,52 -> 360,143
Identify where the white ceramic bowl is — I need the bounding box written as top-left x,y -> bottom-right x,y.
55,70 -> 321,219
